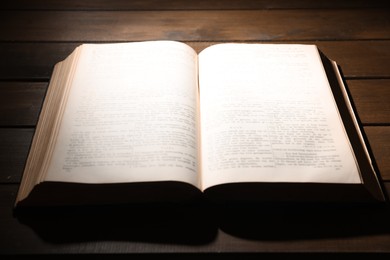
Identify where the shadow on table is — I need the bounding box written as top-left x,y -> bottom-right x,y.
15,199 -> 390,244
216,202 -> 390,240
14,201 -> 218,245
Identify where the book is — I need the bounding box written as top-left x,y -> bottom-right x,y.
15,40 -> 386,208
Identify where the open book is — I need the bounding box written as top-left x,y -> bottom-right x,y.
15,41 -> 386,207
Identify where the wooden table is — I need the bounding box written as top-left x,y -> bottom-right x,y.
1,0 -> 390,257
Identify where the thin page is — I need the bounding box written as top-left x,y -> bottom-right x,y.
45,41 -> 200,186
198,43 -> 361,190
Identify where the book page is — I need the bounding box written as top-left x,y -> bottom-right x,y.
198,43 -> 361,190
45,41 -> 200,187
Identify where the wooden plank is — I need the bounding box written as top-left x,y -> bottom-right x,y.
347,80 -> 390,125
1,183 -> 390,255
0,41 -> 389,80
0,129 -> 33,183
365,127 -> 390,181
0,80 -> 387,127
1,10 -> 390,42
0,1 -> 388,256
0,82 -> 47,126
0,126 -> 389,184
2,0 -> 390,10
315,41 -> 390,79
0,43 -> 79,80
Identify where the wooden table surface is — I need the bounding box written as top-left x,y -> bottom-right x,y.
1,0 -> 390,257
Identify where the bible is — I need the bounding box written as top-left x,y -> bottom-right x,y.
15,40 -> 386,207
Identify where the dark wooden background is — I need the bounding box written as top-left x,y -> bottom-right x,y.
1,0 -> 390,257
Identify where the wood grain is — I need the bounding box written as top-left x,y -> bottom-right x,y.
2,0 -> 390,10
365,127 -> 390,181
0,0 -> 389,255
0,129 -> 33,183
347,80 -> 390,124
0,82 -> 47,126
1,10 -> 390,42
